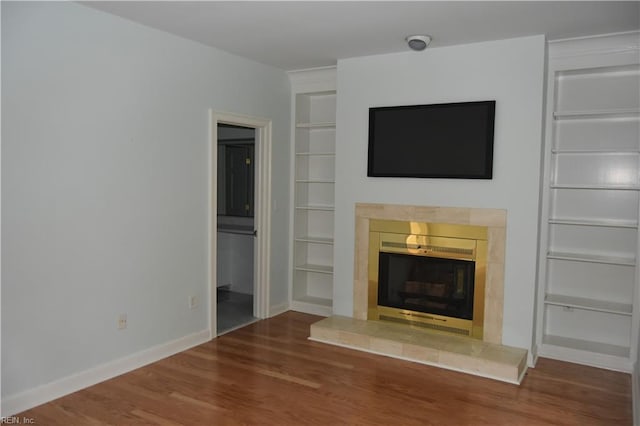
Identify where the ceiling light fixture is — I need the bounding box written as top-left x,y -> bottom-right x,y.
406,35 -> 432,51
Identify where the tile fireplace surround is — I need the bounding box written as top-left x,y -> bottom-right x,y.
310,203 -> 528,384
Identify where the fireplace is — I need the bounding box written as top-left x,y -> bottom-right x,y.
310,204 -> 527,384
368,219 -> 487,339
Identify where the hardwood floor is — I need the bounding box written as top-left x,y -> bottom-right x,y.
19,312 -> 632,425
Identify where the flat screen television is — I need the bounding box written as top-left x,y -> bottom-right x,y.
368,100 -> 495,179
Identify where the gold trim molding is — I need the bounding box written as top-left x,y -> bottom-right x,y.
353,203 -> 506,344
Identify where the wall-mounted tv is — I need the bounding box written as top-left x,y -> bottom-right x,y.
368,100 -> 495,179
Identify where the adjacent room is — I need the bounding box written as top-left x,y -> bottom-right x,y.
2,1 -> 639,424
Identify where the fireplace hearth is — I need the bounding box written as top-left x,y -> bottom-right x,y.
309,204 -> 527,383
309,203 -> 528,384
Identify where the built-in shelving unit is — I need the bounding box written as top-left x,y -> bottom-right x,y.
288,67 -> 337,316
535,32 -> 640,372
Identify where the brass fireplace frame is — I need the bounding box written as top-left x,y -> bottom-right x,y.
368,219 -> 487,339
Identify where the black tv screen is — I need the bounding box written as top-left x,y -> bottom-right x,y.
368,100 -> 495,179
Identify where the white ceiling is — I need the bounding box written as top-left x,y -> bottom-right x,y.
83,1 -> 640,70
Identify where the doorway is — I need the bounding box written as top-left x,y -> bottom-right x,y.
216,124 -> 256,334
210,111 -> 272,338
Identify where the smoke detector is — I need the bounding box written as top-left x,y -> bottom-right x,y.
406,35 -> 432,51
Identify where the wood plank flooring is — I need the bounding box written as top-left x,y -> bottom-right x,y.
19,312 -> 632,425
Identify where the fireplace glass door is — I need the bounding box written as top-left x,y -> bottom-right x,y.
378,252 -> 475,320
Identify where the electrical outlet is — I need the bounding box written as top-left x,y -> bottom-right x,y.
189,295 -> 198,309
117,313 -> 127,330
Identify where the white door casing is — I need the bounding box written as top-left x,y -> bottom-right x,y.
209,110 -> 272,337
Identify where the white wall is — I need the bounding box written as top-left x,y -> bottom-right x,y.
1,1 -> 290,400
333,35 -> 546,354
635,330 -> 640,422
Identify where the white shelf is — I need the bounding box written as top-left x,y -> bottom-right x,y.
548,217 -> 638,228
553,108 -> 640,120
544,293 -> 632,316
295,205 -> 334,211
542,334 -> 630,358
294,236 -> 334,245
296,152 -> 336,156
294,263 -> 333,274
296,122 -> 336,129
551,149 -> 640,154
550,183 -> 640,190
547,251 -> 635,266
557,64 -> 639,78
537,37 -> 639,373
290,78 -> 337,317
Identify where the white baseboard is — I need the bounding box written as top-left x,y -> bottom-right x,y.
1,329 -> 210,417
633,361 -> 639,426
289,301 -> 332,317
538,343 -> 633,373
269,302 -> 290,318
530,344 -> 539,368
